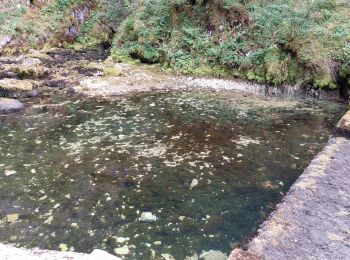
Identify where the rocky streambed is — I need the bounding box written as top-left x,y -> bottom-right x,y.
0,49 -> 348,260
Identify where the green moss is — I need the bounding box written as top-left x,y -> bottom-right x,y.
246,70 -> 266,83
313,73 -> 337,89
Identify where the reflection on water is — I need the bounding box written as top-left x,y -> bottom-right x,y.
0,90 -> 346,259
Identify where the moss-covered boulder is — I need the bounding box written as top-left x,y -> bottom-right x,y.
10,66 -> 48,80
0,79 -> 38,98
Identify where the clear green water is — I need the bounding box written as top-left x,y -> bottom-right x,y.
0,90 -> 346,259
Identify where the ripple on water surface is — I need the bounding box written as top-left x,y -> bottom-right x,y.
0,90 -> 347,259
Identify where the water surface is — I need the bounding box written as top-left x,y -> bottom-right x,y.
0,90 -> 346,259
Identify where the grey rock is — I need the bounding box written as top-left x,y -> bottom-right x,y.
140,212 -> 157,222
0,98 -> 24,114
199,250 -> 227,260
0,36 -> 12,49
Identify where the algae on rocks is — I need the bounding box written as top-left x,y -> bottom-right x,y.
0,79 -> 38,98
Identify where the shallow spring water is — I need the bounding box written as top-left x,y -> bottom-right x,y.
0,90 -> 347,259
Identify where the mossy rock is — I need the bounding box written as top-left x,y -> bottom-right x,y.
103,66 -> 122,77
10,62 -> 48,80
84,62 -> 122,77
27,50 -> 50,60
0,79 -> 38,98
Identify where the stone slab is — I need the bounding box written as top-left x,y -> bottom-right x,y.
335,110 -> 350,138
230,137 -> 350,260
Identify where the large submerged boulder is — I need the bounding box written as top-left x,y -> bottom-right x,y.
0,98 -> 24,114
0,79 -> 38,98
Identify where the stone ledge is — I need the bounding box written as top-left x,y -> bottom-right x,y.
0,243 -> 121,260
335,110 -> 350,138
229,137 -> 350,259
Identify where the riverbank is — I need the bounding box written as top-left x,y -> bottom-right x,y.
0,49 -> 345,116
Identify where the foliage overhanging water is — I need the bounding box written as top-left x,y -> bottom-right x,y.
0,90 -> 346,259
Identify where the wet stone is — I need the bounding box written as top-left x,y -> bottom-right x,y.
199,251 -> 227,260
6,214 -> 19,223
140,212 -> 157,223
0,98 -> 24,114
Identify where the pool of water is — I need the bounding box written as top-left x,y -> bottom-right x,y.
0,90 -> 347,259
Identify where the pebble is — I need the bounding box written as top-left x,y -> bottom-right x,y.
4,170 -> 16,176
140,212 -> 157,222
179,216 -> 185,221
6,214 -> 19,223
190,179 -> 199,189
114,245 -> 130,255
115,237 -> 128,243
71,223 -> 78,228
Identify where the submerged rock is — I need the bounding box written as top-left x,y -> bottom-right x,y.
0,98 -> 24,114
140,212 -> 157,222
161,253 -> 176,260
4,169 -> 17,176
199,251 -> 227,260
113,245 -> 130,255
6,214 -> 19,223
190,179 -> 199,189
0,79 -> 38,98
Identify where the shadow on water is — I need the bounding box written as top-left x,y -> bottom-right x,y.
0,90 -> 347,259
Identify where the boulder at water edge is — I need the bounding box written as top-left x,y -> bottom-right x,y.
0,79 -> 38,98
0,98 -> 24,114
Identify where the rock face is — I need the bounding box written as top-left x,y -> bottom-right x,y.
0,98 -> 24,114
0,79 -> 38,98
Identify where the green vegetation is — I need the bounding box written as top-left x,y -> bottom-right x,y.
1,0 -> 349,89
112,0 -> 350,89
